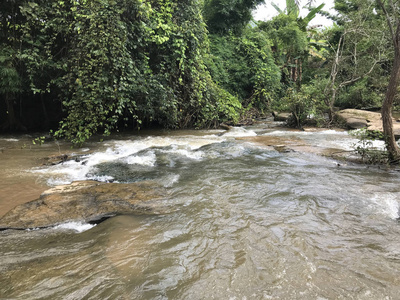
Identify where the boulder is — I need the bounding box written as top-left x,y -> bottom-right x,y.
0,180 -> 168,230
336,109 -> 400,138
336,109 -> 379,129
219,123 -> 232,131
345,117 -> 368,129
273,112 -> 292,122
41,153 -> 69,166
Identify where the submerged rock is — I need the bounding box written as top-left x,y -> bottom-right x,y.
0,180 -> 168,230
41,153 -> 69,166
41,152 -> 92,166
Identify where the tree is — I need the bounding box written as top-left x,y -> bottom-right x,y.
261,1 -> 324,87
0,0 -> 244,144
376,0 -> 400,162
0,0 -> 26,131
206,27 -> 281,111
0,47 -> 24,130
203,0 -> 265,35
322,0 -> 387,122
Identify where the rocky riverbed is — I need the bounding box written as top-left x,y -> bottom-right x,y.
0,110 -> 394,229
0,180 -> 170,230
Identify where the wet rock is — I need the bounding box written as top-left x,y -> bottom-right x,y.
238,134 -> 362,162
41,154 -> 69,165
219,123 -> 232,131
41,150 -> 94,166
273,145 -> 294,153
0,180 -> 168,230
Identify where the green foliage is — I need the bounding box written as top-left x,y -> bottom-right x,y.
271,0 -> 299,18
280,87 -> 316,128
207,27 -> 281,111
32,136 -> 45,145
350,128 -> 388,164
203,0 -> 264,35
261,13 -> 308,66
0,1 -> 24,115
0,0 -> 242,144
0,47 -> 21,96
335,79 -> 383,109
258,3 -> 329,126
322,0 -> 389,115
196,77 -> 242,127
53,0 -> 144,144
259,3 -> 325,91
6,0 -> 393,144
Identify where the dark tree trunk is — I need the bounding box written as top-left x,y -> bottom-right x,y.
5,96 -> 16,128
2,94 -> 26,131
377,0 -> 400,163
381,25 -> 400,162
41,94 -> 50,129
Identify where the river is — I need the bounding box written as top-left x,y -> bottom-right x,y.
0,124 -> 400,299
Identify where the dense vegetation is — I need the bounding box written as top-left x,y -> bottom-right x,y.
1,0 -> 400,157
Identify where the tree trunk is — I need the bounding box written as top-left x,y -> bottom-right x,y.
381,50 -> 400,162
326,88 -> 336,123
377,1 -> 400,163
293,59 -> 298,82
382,23 -> 400,162
299,59 -> 302,84
5,95 -> 16,128
41,94 -> 50,129
2,94 -> 26,131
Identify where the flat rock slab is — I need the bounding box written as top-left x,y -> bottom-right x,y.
336,109 -> 400,137
273,112 -> 292,122
0,180 -> 168,230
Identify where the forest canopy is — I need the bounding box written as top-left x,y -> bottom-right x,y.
0,0 -> 398,148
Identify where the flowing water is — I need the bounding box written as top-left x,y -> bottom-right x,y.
1,125 -> 400,299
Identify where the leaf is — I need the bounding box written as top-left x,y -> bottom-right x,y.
303,3 -> 325,25
271,2 -> 284,14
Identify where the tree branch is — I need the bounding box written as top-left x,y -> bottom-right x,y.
377,0 -> 396,46
338,58 -> 380,88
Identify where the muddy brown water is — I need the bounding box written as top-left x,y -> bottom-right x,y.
1,126 -> 400,299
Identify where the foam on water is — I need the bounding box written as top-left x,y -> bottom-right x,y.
31,128 -> 391,187
222,127 -> 257,137
368,193 -> 400,220
261,129 -> 386,152
261,130 -> 307,136
124,151 -> 157,166
159,144 -> 205,160
159,174 -> 180,187
263,129 -> 348,137
53,221 -> 96,233
32,134 -> 225,185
